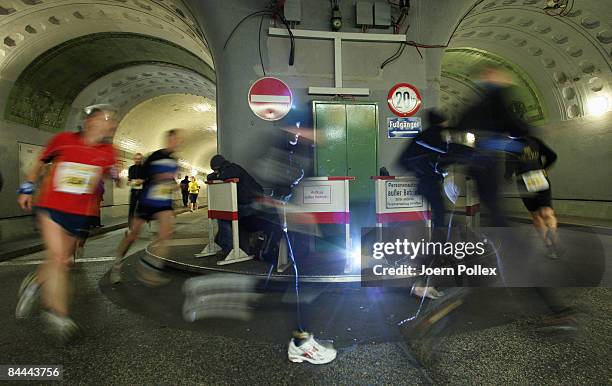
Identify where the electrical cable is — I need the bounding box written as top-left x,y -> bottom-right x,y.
223,10 -> 272,50
445,0 -> 485,47
223,3 -> 294,67
259,15 -> 267,76
380,40 -> 446,69
379,19 -> 411,69
413,44 -> 423,60
277,13 -> 295,66
380,43 -> 407,69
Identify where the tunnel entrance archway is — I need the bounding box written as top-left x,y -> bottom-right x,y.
4,32 -> 215,132
442,0 -> 611,123
0,0 -> 219,220
116,93 -> 218,173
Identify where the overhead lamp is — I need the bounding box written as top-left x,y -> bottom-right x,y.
466,132 -> 476,144
193,103 -> 213,112
587,95 -> 609,117
544,0 -> 565,9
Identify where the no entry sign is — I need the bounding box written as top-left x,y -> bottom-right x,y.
387,83 -> 422,117
248,77 -> 293,121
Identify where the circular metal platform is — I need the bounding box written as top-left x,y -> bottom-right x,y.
146,238 -> 364,283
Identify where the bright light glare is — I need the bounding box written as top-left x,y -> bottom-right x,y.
351,246 -> 362,266
115,136 -> 142,153
587,96 -> 609,117
193,103 -> 213,113
466,132 -> 476,144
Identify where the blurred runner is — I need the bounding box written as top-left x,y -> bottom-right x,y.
505,134 -> 559,258
253,127 -> 337,365
72,180 -> 105,268
179,175 -> 190,208
128,153 -> 145,228
188,176 -> 199,212
455,63 -> 529,226
110,129 -> 182,286
15,105 -> 119,343
398,110 -> 472,299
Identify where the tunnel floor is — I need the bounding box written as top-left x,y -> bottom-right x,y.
1,211 -> 611,384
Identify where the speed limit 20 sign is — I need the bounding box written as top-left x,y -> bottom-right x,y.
387,83 -> 422,117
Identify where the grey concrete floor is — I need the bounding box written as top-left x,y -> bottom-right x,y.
0,210 -> 610,385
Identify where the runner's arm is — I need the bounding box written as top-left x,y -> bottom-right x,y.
17,160 -> 45,211
539,140 -> 557,169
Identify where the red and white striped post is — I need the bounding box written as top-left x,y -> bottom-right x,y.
287,176 -> 355,273
195,178 -> 253,265
465,177 -> 480,228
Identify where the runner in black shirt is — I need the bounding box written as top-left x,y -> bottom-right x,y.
505,134 -> 559,257
127,153 -> 145,228
111,130 -> 182,286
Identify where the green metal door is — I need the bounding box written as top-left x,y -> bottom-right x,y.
313,101 -> 378,231
346,104 -> 378,203
314,103 -> 347,176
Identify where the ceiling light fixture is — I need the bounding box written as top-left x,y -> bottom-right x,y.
587,95 -> 609,117
193,103 -> 213,112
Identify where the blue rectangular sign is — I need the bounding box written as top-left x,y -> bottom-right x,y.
387,117 -> 422,138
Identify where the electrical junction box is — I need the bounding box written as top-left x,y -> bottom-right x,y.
374,2 -> 391,28
356,1 -> 374,27
284,0 -> 302,23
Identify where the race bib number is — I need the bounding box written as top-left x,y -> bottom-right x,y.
147,182 -> 174,201
54,162 -> 101,194
521,170 -> 549,192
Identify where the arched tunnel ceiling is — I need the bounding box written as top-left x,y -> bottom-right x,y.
0,0 -> 211,80
117,93 -> 217,172
442,0 -> 611,124
5,32 -> 215,131
67,63 -> 216,128
442,48 -> 546,123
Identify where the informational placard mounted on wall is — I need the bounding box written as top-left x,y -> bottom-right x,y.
303,185 -> 332,204
18,142 -> 44,185
385,179 -> 423,209
387,117 -> 421,138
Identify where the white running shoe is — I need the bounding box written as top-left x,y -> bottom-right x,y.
42,311 -> 80,344
411,286 -> 444,300
15,272 -> 40,319
288,334 -> 337,365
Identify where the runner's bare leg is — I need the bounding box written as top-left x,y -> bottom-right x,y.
38,213 -> 77,317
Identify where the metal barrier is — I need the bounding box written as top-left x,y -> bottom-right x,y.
286,176 -> 355,273
465,177 -> 480,228
371,176 -> 431,227
195,178 -> 253,265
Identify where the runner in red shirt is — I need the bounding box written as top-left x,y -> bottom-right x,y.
15,105 -> 119,343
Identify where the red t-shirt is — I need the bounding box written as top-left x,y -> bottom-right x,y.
35,132 -> 117,217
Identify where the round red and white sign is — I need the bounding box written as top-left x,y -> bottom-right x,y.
248,77 -> 293,121
387,83 -> 422,117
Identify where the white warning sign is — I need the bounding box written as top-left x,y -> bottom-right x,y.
385,180 -> 423,209
303,185 -> 332,204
